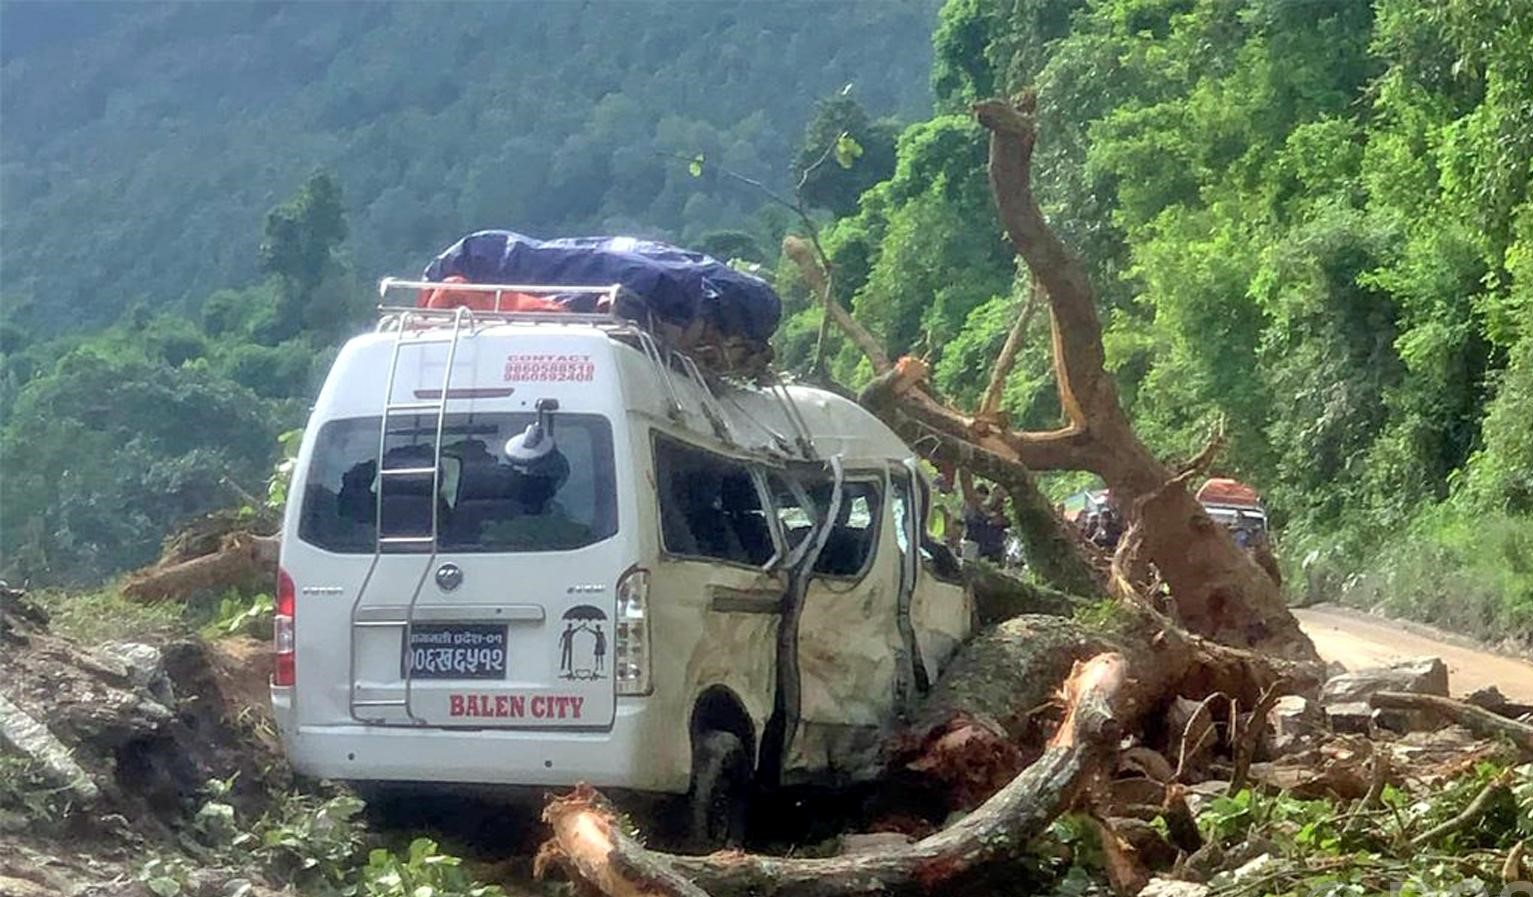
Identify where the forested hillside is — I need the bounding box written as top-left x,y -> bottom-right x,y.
771,0 -> 1532,641
3,0 -> 1531,645
0,0 -> 938,335
0,2 -> 936,583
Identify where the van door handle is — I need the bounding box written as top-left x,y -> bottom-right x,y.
707,586 -> 783,615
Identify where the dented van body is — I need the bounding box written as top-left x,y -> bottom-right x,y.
271,281 -> 972,833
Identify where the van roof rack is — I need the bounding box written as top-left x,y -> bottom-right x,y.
373,277 -> 819,459
376,277 -> 635,329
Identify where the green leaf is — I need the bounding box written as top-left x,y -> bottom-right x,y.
408,837 -> 439,862
834,133 -> 863,169
374,870 -> 402,888
147,877 -> 182,897
687,154 -> 705,178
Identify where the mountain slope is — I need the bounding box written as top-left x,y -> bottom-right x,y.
0,1 -> 938,334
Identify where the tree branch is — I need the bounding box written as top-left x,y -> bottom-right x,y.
1370,692 -> 1533,758
783,235 -> 891,373
978,276 -> 1043,420
537,654 -> 1132,897
973,95 -> 1120,436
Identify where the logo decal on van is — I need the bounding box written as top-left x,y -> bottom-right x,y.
557,604 -> 608,680
504,353 -> 595,383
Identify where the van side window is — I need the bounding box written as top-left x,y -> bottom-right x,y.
653,436 -> 774,566
764,476 -> 883,577
766,474 -> 812,551
809,480 -> 881,577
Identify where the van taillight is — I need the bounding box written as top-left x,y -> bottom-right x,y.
274,568 -> 295,687
613,565 -> 650,696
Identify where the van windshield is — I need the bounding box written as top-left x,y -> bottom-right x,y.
298,412 -> 618,553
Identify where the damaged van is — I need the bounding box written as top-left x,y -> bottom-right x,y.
272,278 -> 973,847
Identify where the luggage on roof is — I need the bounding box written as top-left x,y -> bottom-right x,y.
423,231 -> 782,375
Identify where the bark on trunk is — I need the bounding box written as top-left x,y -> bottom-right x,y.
860,360 -> 1105,599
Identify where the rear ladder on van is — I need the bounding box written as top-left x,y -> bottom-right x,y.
347,305 -> 471,724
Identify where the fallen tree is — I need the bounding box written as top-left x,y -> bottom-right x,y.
121,528 -> 279,603
535,90 -> 1328,896
1371,691 -> 1533,758
810,93 -> 1316,659
536,653 -> 1129,897
534,613 -> 1320,897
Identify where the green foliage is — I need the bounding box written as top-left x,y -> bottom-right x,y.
1175,766 -> 1533,897
262,172 -> 349,296
1,3 -> 941,338
0,754 -> 74,824
267,428 -> 305,511
799,0 -> 1533,640
1323,503 -> 1533,643
357,838 -> 505,897
0,338 -> 290,584
1,174 -> 340,587
134,856 -> 198,897
202,590 -> 276,640
253,792 -> 369,893
169,783 -> 505,897
33,588 -> 186,646
794,94 -> 899,216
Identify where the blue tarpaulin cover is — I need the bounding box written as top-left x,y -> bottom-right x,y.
424,231 -> 781,344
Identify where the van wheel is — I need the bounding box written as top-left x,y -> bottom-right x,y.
686,730 -> 751,851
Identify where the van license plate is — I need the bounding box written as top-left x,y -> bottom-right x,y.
403,624 -> 508,679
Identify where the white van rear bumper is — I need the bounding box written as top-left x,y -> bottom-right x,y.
271,686 -> 683,792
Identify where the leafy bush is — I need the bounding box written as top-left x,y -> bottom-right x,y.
1317,503 -> 1533,645
357,838 -> 506,897
201,590 -> 275,640
164,780 -> 507,897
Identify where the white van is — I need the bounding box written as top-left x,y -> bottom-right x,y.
271,280 -> 973,846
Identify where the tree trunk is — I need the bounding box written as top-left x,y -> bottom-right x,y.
534,608 -> 1321,897
537,654 -> 1131,897
958,95 -> 1314,660
120,531 -> 279,603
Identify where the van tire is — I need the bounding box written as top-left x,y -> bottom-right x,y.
686,730 -> 750,851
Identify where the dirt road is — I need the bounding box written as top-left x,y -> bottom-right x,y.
1295,605 -> 1533,703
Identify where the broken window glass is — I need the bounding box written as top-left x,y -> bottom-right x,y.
298,413 -> 618,553
654,436 -> 775,566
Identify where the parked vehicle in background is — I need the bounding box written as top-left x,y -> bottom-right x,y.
1195,478 -> 1270,547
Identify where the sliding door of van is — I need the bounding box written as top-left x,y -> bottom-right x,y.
783,470 -> 906,784
647,434 -> 784,767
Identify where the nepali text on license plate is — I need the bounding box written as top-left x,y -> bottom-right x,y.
403,624 -> 508,679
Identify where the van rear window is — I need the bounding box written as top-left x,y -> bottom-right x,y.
298,413 -> 617,553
